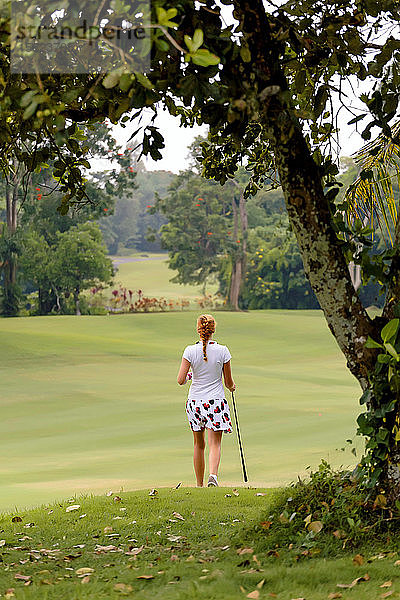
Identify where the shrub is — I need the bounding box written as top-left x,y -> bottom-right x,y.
245,461 -> 400,556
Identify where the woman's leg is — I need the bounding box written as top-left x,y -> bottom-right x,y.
207,429 -> 223,476
193,430 -> 206,487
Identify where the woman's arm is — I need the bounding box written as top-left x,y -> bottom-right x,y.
223,360 -> 235,392
177,358 -> 191,385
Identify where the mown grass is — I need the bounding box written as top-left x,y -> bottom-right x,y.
1,488 -> 400,599
0,311 -> 361,512
110,253 -> 219,301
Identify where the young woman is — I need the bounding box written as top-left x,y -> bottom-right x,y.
177,314 -> 235,487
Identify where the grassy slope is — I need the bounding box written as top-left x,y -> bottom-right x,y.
0,488 -> 399,600
0,310 -> 360,512
110,254 -> 219,301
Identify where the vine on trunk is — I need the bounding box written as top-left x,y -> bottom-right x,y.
356,317 -> 400,501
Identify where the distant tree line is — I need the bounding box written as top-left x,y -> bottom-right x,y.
150,139 -> 384,311
0,124 -> 384,316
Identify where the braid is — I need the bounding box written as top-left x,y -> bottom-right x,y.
197,314 -> 216,361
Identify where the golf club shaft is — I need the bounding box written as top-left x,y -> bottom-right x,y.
231,391 -> 248,483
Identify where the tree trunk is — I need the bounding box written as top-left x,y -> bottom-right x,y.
228,185 -> 248,311
74,288 -> 81,316
2,159 -> 22,315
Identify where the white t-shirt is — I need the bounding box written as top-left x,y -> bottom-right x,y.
182,340 -> 232,401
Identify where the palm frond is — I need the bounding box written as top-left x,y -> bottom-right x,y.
345,120 -> 400,245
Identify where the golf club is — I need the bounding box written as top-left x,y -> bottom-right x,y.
231,390 -> 248,483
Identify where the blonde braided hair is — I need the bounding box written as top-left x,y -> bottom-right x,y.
197,314 -> 216,361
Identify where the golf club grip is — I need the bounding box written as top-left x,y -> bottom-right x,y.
231,391 -> 248,482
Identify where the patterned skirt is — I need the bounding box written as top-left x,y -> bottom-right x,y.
186,397 -> 232,433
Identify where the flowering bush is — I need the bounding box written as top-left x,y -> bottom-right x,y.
195,293 -> 224,310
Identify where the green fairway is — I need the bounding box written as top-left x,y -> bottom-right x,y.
0,310 -> 361,513
110,254 -> 219,301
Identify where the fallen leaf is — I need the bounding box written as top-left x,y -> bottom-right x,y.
353,554 -> 364,566
81,576 -> 91,584
381,592 -> 394,598
255,493 -> 267,496
5,589 -> 15,599
260,521 -> 272,530
114,582 -> 133,594
170,554 -> 179,561
240,586 -> 246,593
66,505 -> 80,512
380,581 -> 393,588
328,594 -> 342,599
308,520 -> 323,533
237,548 -> 254,555
256,579 -> 265,589
395,559 -> 400,566
0,540 -> 6,547
333,529 -> 345,539
113,496 -> 122,502
186,555 -> 195,562
337,574 -> 370,589
233,489 -> 240,496
166,535 -> 183,542
172,512 -> 185,521
137,575 -> 154,580
279,513 -> 289,524
240,569 -> 260,574
246,591 -> 260,599
149,489 -> 158,496
14,574 -> 31,582
75,568 -> 95,576
373,494 -> 387,509
106,490 -> 113,496
125,545 -> 144,556
95,544 -> 119,553
103,526 -> 113,534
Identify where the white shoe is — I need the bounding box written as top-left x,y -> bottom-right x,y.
207,475 -> 218,487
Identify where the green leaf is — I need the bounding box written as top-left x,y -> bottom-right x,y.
156,6 -> 178,28
20,90 -> 38,108
384,342 -> 399,361
313,85 -> 328,118
378,353 -> 391,363
119,73 -> 134,92
359,389 -> 372,405
23,101 -> 38,120
134,73 -> 153,90
184,34 -> 195,53
347,114 -> 367,125
192,29 -> 204,52
381,319 -> 399,343
103,68 -> 124,89
191,49 -> 220,67
166,8 -> 178,20
240,45 -> 251,63
365,336 -> 383,349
